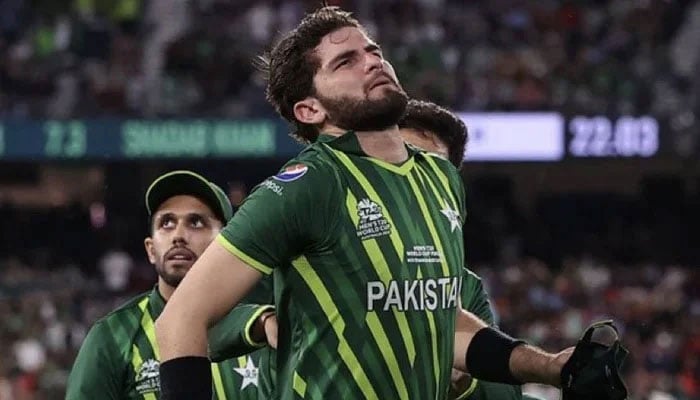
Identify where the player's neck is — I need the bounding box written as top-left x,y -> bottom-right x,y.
356,127 -> 408,164
158,280 -> 176,301
325,125 -> 408,164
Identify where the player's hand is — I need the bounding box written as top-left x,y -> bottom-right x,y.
251,311 -> 278,349
560,320 -> 629,400
448,369 -> 474,399
262,312 -> 278,349
550,347 -> 575,387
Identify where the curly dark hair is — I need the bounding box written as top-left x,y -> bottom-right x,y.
398,99 -> 468,168
258,6 -> 364,144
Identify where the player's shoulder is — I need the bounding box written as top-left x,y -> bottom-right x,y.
93,291 -> 151,329
414,146 -> 450,165
415,148 -> 461,176
291,142 -> 339,173
263,145 -> 341,189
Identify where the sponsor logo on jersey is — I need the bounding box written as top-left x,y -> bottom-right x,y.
273,163 -> 308,182
367,276 -> 462,311
260,179 -> 284,196
135,358 -> 160,395
233,356 -> 259,389
356,198 -> 392,240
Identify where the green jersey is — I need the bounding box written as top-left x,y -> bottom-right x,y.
215,269 -> 522,400
219,132 -> 466,400
209,276 -> 276,397
66,287 -> 263,400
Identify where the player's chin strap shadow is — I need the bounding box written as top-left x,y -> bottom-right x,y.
560,320 -> 630,400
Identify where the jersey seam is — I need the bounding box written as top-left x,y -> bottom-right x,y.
216,234 -> 274,275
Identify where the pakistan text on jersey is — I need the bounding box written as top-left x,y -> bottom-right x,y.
367,277 -> 462,312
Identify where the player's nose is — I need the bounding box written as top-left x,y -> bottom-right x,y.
364,52 -> 383,74
171,224 -> 188,244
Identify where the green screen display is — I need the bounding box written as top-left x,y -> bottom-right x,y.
0,119 -> 299,160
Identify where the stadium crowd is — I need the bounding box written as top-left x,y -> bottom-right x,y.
1,0 -> 698,118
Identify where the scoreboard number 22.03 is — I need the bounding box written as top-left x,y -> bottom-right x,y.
567,116 -> 659,158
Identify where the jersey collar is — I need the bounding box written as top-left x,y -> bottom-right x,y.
149,285 -> 166,317
317,131 -> 419,175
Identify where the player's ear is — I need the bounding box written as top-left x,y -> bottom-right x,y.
293,97 -> 326,125
144,237 -> 157,264
428,131 -> 449,157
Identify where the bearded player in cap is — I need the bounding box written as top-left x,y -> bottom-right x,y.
67,171 -> 263,400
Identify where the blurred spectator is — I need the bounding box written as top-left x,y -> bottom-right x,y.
227,180 -> 248,211
2,0 -> 698,118
98,247 -> 133,293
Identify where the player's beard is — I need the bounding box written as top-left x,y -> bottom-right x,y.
317,88 -> 408,132
154,261 -> 187,288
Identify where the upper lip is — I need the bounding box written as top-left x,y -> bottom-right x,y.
165,247 -> 196,261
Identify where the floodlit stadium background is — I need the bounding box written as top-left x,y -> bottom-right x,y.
1,1 -> 699,399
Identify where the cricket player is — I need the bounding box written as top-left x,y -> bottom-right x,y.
155,7 -> 577,400
211,99 -> 536,400
66,171 -> 263,399
398,100 -> 545,400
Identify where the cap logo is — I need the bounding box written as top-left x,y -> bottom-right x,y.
273,164 -> 308,182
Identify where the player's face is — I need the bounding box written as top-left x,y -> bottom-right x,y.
400,128 -> 449,159
381,59 -> 403,91
311,26 -> 408,131
144,195 -> 222,289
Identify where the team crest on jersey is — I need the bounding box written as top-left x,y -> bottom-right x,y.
440,198 -> 462,233
233,356 -> 259,389
135,358 -> 160,394
273,163 -> 308,182
356,198 -> 392,240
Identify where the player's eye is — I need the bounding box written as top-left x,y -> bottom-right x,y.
159,217 -> 175,229
336,58 -> 352,70
189,216 -> 206,228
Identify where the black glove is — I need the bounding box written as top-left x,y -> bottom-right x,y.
560,320 -> 629,400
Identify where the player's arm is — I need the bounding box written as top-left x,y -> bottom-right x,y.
65,321 -> 122,400
446,167 -> 570,387
208,276 -> 275,361
155,241 -> 263,398
449,270 -> 523,400
453,307 -> 572,387
156,160 -> 340,400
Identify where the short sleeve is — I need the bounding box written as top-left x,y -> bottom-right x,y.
460,268 -> 496,326
65,321 -> 122,400
218,160 -> 340,274
208,276 -> 275,361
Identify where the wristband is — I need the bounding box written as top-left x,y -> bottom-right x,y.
159,356 -> 212,400
465,327 -> 526,385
